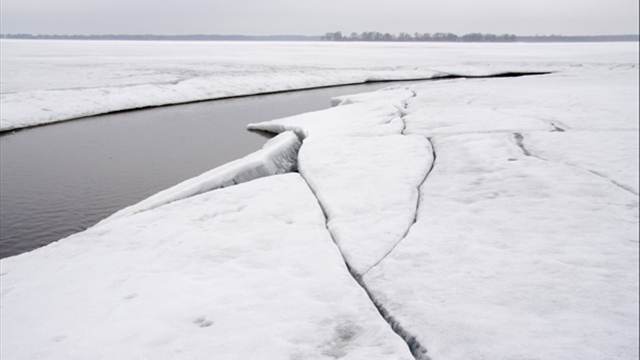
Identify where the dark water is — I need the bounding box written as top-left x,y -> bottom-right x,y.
0,83 -> 396,258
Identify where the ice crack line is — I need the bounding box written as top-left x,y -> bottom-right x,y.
513,132 -> 638,196
298,174 -> 431,360
364,89 -> 435,275
363,137 -> 436,275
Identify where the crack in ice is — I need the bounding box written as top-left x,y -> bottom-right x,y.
298,174 -> 431,360
364,89 -> 436,276
514,132 -> 638,196
363,137 -> 436,276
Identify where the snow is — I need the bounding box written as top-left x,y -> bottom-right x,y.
0,174 -> 414,360
404,66 -> 639,136
298,135 -> 433,275
2,40 -> 637,131
525,131 -> 639,195
360,64 -> 639,359
105,131 -> 301,221
250,57 -> 639,358
1,42 -> 638,359
250,86 -> 433,275
247,87 -> 411,137
363,133 -> 639,360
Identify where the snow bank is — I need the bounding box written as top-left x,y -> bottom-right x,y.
106,131 -> 300,221
299,135 -> 433,274
363,133 -> 639,360
0,174 -> 414,360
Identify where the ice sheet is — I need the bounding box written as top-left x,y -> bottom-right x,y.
0,174 -> 414,360
404,66 -> 639,136
525,130 -> 639,195
1,41 -> 638,359
360,64 -> 640,359
3,40 -> 636,131
299,135 -> 433,275
363,133 -> 639,360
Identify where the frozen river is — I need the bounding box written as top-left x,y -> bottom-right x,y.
0,82 -> 397,258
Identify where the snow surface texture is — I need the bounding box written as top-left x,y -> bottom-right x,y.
299,135 -> 432,274
250,87 -> 435,275
1,44 -> 638,359
361,67 -> 639,359
0,174 -> 414,360
364,133 -> 639,360
105,131 -> 301,221
247,88 -> 412,137
251,60 -> 639,358
2,40 -> 637,131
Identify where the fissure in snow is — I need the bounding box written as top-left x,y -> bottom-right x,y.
514,132 -> 638,196
298,174 -> 431,360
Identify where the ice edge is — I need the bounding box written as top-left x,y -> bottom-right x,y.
0,71 -> 553,135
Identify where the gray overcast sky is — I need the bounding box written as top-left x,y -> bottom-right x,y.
1,0 -> 638,35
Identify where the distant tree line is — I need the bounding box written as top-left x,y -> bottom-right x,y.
321,32 -> 517,42
321,32 -> 639,42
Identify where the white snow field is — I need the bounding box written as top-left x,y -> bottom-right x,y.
0,174 -> 414,360
1,40 -> 637,131
250,87 -> 434,275
249,57 -> 639,358
1,42 -> 638,359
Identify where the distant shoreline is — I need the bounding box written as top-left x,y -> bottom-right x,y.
1,33 -> 638,42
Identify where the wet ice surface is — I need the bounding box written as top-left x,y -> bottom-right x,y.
1,43 -> 638,359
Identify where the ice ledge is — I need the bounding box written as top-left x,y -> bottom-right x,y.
104,131 -> 301,222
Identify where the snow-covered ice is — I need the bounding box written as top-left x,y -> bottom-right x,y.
524,131 -> 639,195
105,131 -> 301,221
363,133 -> 639,360
1,42 -> 638,359
361,64 -> 639,359
299,135 -> 433,275
250,86 -> 434,275
0,174 -> 414,360
248,87 -> 412,137
2,40 -> 637,131
249,55 -> 639,358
